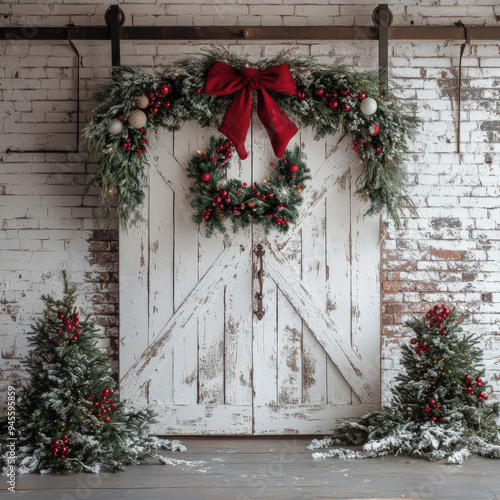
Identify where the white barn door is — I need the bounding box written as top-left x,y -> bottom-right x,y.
119,119 -> 380,435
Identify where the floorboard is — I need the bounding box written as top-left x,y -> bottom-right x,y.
6,437 -> 500,500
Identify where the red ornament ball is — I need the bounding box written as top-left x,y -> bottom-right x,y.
151,107 -> 159,114
369,124 -> 381,137
200,172 -> 211,182
289,163 -> 299,174
410,338 -> 417,345
429,399 -> 436,406
315,88 -> 324,96
224,197 -> 231,205
164,101 -> 172,109
342,104 -> 350,112
220,190 -> 228,198
431,416 -> 438,423
476,376 -> 482,383
415,348 -> 422,355
376,146 -> 382,153
214,195 -> 222,204
329,100 -> 339,109
298,90 -> 306,99
158,83 -> 170,95
358,92 -> 367,100
105,417 -> 110,422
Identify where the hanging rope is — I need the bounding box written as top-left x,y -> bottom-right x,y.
457,23 -> 471,156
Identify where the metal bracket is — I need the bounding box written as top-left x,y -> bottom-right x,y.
6,25 -> 81,154
253,244 -> 265,321
373,4 -> 391,96
106,5 -> 123,67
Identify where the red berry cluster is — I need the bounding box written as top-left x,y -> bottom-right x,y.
201,208 -> 213,220
120,128 -> 148,157
353,137 -> 383,155
89,388 -> 116,422
54,312 -> 81,343
425,304 -> 450,336
422,398 -> 444,424
463,374 -> 488,402
146,82 -> 172,114
216,139 -> 233,158
410,338 -> 431,355
270,214 -> 287,226
50,434 -> 69,459
315,88 -> 366,113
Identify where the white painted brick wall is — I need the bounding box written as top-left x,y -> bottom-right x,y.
1,1 -> 500,413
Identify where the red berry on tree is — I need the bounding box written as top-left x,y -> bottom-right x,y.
224,198 -> 231,205
298,90 -> 306,99
439,330 -> 446,336
410,338 -> 417,345
429,399 -> 436,406
214,195 -> 222,204
415,348 -> 422,355
476,377 -> 482,383
329,100 -> 339,109
316,88 -> 324,96
151,107 -> 158,114
220,190 -> 228,198
358,92 -> 367,100
431,416 -> 438,423
376,146 -> 382,153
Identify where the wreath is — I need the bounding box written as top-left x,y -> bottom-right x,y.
188,136 -> 310,237
84,49 -> 419,230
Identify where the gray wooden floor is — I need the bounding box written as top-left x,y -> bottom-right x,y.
5,437 -> 500,499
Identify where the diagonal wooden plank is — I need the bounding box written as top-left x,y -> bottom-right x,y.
275,134 -> 354,251
264,244 -> 378,404
121,243 -> 244,396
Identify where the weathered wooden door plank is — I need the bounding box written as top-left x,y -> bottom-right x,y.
264,245 -> 377,404
121,244 -> 243,397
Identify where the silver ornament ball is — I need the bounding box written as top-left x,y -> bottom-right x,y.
107,118 -> 124,135
128,109 -> 147,129
360,97 -> 378,116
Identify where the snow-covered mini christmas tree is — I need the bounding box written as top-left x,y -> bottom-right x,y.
1,273 -> 184,474
310,304 -> 500,464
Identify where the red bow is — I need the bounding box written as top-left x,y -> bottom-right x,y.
203,62 -> 298,159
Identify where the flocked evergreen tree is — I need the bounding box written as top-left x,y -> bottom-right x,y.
1,273 -> 184,474
309,304 -> 500,464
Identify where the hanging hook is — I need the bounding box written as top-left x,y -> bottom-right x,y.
457,21 -> 471,159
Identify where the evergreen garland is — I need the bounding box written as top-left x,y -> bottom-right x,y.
188,136 -> 311,237
0,273 -> 185,474
84,49 -> 419,226
309,305 -> 500,464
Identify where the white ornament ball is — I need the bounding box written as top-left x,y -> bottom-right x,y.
128,109 -> 147,129
359,97 -> 378,116
136,95 -> 149,109
107,118 -> 123,135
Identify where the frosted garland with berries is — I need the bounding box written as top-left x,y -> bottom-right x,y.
84,49 -> 419,226
188,136 -> 311,237
309,304 -> 500,464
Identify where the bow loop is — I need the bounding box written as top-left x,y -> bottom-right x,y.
203,62 -> 298,159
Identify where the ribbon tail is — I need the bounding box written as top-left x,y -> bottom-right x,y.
257,89 -> 298,158
218,86 -> 252,160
